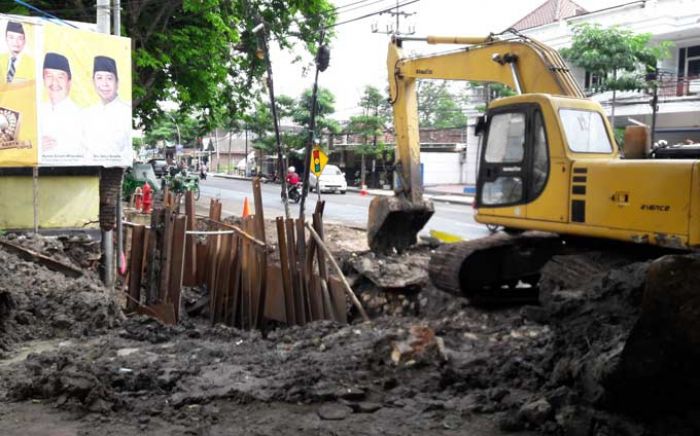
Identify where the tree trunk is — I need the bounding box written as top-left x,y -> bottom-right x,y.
611,89 -> 617,133
360,153 -> 366,188
227,129 -> 232,174
610,70 -> 617,133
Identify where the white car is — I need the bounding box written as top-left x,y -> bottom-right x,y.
310,164 -> 348,194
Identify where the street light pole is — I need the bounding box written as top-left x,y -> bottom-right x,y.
166,113 -> 182,146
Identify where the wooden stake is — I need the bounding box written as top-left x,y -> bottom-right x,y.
305,222 -> 369,322
127,225 -> 146,311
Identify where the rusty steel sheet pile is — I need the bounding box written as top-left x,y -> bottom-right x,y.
122,179 -> 352,329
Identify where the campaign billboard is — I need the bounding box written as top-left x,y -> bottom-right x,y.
0,16 -> 132,168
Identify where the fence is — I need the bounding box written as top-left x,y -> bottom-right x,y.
122,178 -> 364,329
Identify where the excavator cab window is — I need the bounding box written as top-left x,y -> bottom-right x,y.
477,104 -> 550,207
559,109 -> 612,153
531,111 -> 549,196
480,110 -> 526,206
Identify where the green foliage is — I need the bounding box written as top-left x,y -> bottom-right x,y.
3,0 -> 336,130
417,81 -> 467,128
132,136 -> 145,153
246,88 -> 341,155
560,23 -> 672,93
614,127 -> 626,149
144,112 -> 207,147
347,86 -> 389,156
490,83 -> 517,99
292,87 -> 342,140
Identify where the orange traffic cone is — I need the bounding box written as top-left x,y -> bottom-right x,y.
359,184 -> 368,196
242,197 -> 252,218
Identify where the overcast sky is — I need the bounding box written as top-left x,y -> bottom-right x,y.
270,0 -> 628,120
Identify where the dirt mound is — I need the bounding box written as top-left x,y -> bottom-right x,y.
606,254 -> 700,413
221,216 -> 369,254
0,236 -> 124,356
2,232 -> 700,435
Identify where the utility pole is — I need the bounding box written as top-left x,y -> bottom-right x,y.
112,0 -> 126,285
254,20 -> 291,219
112,0 -> 120,35
371,0 -> 415,36
97,0 -> 110,33
299,31 -> 328,220
244,124 -> 249,177
97,0 -> 115,287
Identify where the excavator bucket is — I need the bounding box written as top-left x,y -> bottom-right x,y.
367,196 -> 434,253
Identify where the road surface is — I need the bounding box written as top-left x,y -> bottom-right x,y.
199,176 -> 491,241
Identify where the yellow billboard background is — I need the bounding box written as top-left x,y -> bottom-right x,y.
0,18 -> 38,167
40,23 -> 132,167
0,18 -> 132,168
42,24 -> 131,108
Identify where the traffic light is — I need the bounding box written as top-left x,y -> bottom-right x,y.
312,149 -> 321,173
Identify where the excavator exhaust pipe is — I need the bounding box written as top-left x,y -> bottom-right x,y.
367,196 -> 434,253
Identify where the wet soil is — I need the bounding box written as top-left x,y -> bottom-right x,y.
1,233 -> 699,435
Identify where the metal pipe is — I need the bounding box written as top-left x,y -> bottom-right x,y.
395,35 -> 493,45
509,63 -> 523,95
102,229 -> 114,286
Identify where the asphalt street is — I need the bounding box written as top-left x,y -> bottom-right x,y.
199,177 -> 490,241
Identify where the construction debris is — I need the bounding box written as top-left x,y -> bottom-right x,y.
1,193 -> 700,435
0,239 -> 83,278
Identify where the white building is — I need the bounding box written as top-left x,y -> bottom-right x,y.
515,0 -> 700,143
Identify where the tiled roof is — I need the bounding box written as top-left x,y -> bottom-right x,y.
511,0 -> 588,31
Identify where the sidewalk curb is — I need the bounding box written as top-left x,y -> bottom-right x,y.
345,187 -> 474,205
213,174 -> 474,205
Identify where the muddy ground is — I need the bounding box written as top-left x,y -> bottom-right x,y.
1,229 -> 700,435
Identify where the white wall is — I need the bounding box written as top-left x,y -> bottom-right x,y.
420,152 -> 464,186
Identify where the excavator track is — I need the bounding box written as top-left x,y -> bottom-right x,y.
428,231 -> 562,305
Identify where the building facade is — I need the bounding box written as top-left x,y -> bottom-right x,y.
516,0 -> 700,144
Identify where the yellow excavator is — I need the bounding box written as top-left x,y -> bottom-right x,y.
368,30 -> 700,300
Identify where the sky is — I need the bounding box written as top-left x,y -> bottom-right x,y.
269,0 -> 629,120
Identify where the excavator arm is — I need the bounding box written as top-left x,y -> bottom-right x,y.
368,32 -> 584,252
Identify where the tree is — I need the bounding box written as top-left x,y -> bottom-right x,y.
291,87 -> 341,148
560,23 -> 671,127
417,81 -> 467,128
2,1 -> 336,129
144,111 -> 207,148
347,86 -> 390,188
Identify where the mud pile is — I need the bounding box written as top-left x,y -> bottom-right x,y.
0,235 -> 123,356
2,232 -> 700,435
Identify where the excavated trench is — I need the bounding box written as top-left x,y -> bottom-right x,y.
1,231 -> 700,435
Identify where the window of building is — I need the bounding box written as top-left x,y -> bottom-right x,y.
584,71 -> 603,90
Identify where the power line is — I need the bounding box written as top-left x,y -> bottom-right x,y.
9,0 -> 78,27
334,0 -> 374,11
328,0 -> 420,30
335,0 -> 394,15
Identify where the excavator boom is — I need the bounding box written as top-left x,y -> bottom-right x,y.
368,32 -> 585,252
